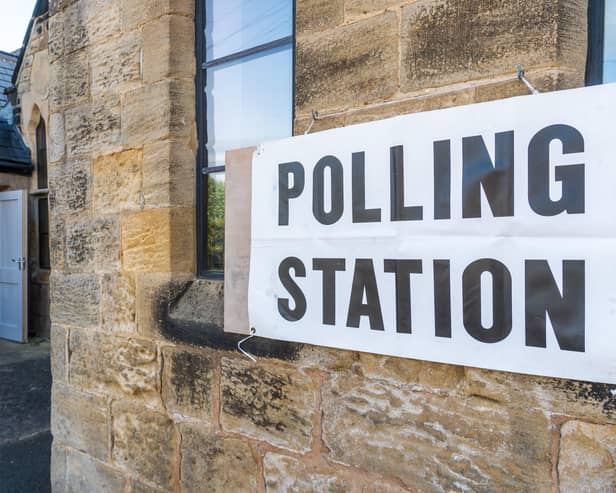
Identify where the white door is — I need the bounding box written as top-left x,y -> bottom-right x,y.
0,190 -> 27,343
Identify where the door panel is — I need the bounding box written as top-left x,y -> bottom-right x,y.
0,190 -> 27,342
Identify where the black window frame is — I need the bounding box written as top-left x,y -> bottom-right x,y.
587,0 -> 606,85
36,117 -> 48,190
195,1 -> 297,279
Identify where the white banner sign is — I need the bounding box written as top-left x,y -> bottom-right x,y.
248,84 -> 616,384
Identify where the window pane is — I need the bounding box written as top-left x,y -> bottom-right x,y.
604,2 -> 616,83
206,44 -> 293,167
206,173 -> 225,271
38,198 -> 50,270
36,119 -> 48,189
205,0 -> 293,61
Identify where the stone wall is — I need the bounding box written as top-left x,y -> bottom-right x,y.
9,12 -> 52,338
49,0 -> 616,492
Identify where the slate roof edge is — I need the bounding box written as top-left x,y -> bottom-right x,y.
0,161 -> 33,175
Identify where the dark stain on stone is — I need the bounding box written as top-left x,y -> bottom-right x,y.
221,364 -> 310,434
557,380 -> 616,417
168,350 -> 214,408
154,280 -> 303,361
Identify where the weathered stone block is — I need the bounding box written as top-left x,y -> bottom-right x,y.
356,354 -> 464,392
180,425 -> 258,493
63,2 -> 88,54
65,93 -> 121,158
112,402 -> 179,490
162,346 -> 215,420
142,140 -> 194,208
143,15 -> 195,83
51,384 -> 109,461
50,273 -> 100,327
50,216 -> 66,270
121,207 -> 195,273
63,50 -> 90,108
264,454 -> 351,493
90,31 -> 141,96
345,0 -> 400,21
70,329 -> 159,401
362,482 -> 413,493
100,273 -> 136,333
48,13 -> 65,62
120,0 -> 194,31
66,217 -> 120,271
49,162 -> 89,215
296,11 -> 399,113
464,368 -> 616,423
121,80 -> 195,148
49,112 -> 65,163
400,0 -> 586,92
559,421 -> 616,493
66,449 -> 127,493
51,324 -> 67,382
296,0 -> 344,36
221,358 -> 315,452
92,149 -> 143,214
322,375 -> 552,492
51,443 -> 68,493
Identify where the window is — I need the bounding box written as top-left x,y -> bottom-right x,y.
38,198 -> 50,270
587,0 -> 616,85
196,0 -> 295,276
36,118 -> 47,189
35,117 -> 50,270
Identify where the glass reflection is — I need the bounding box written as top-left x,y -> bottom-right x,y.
205,0 -> 293,61
206,44 -> 293,167
207,173 -> 225,271
604,2 -> 616,82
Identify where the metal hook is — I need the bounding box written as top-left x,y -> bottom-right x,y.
238,327 -> 257,363
304,110 -> 319,135
516,64 -> 540,95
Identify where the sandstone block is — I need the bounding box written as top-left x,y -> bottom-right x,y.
121,207 -> 195,273
134,273 -> 194,338
50,216 -> 66,270
51,324 -> 67,382
559,421 -> 616,493
180,425 -> 258,493
264,454 -> 350,493
51,384 -> 109,461
101,273 -> 136,332
296,11 -> 399,113
49,162 -> 89,215
92,149 -> 143,215
112,402 -> 179,490
62,2 -> 88,54
120,0 -> 194,31
161,346 -> 215,420
63,50 -> 90,108
66,217 -> 120,271
296,0 -> 343,36
356,353 -> 464,392
70,329 -> 159,401
50,273 -> 100,327
65,93 -> 121,159
121,80 -> 195,148
48,112 -> 65,163
322,375 -> 552,492
362,482 -> 413,493
90,31 -> 141,96
48,13 -> 65,62
51,443 -> 68,493
345,0 -> 400,21
221,358 -> 315,452
464,367 -> 616,423
400,0 -> 586,92
66,450 -> 127,493
143,15 -> 195,83
142,140 -> 194,209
